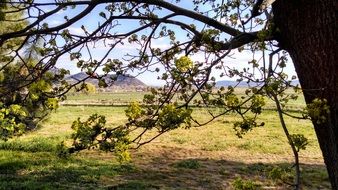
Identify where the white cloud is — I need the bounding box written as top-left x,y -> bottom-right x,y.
68,27 -> 85,35
49,20 -> 63,26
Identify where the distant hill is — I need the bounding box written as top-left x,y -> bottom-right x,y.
65,72 -> 146,91
215,80 -> 250,87
216,80 -> 300,87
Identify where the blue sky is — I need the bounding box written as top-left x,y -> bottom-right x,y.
39,1 -> 297,86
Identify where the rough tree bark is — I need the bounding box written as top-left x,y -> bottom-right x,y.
272,0 -> 338,188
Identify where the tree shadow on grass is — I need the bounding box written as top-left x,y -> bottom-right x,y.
0,149 -> 330,190
0,155 -> 136,189
110,159 -> 329,190
106,146 -> 329,190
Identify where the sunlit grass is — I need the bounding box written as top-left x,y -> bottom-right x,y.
0,92 -> 330,189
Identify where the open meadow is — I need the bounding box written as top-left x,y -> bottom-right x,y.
0,92 -> 330,189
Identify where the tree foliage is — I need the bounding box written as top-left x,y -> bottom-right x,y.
0,4 -> 61,140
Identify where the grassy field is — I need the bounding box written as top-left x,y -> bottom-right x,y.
0,92 -> 331,189
63,89 -> 306,111
64,92 -> 148,105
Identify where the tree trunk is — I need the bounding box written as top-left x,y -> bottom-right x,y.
272,0 -> 338,188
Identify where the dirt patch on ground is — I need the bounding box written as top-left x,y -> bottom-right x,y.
105,144 -> 328,190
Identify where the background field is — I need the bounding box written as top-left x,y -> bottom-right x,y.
63,89 -> 306,111
0,92 -> 330,189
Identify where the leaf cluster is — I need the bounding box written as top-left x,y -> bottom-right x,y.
68,114 -> 131,162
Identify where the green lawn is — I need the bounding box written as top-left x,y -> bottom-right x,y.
0,87 -> 329,189
0,102 -> 330,189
